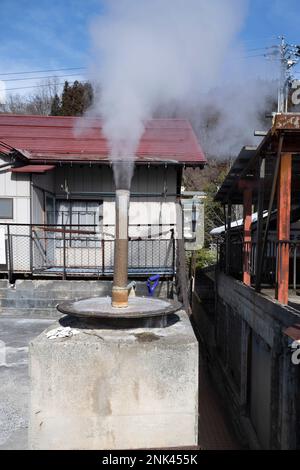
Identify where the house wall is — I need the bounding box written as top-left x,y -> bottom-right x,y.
28,164 -> 180,273
54,164 -> 177,196
54,165 -> 180,239
0,156 -> 31,272
0,166 -> 56,273
0,162 -> 183,275
32,171 -> 55,224
0,156 -> 31,224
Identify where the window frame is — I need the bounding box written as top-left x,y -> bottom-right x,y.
54,199 -> 103,248
0,198 -> 13,220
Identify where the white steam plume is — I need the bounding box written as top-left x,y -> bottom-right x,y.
87,0 -> 275,186
88,0 -> 275,186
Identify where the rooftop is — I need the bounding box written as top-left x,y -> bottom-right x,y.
0,114 -> 206,166
215,113 -> 300,204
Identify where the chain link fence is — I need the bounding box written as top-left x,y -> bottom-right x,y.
0,223 -> 175,280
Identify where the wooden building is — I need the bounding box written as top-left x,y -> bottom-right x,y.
0,114 -> 205,280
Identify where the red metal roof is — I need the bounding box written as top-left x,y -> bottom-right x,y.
11,164 -> 55,174
0,114 -> 206,165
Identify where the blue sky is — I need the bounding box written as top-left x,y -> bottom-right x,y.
0,0 -> 102,70
0,0 -> 299,96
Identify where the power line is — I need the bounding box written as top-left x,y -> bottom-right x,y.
4,81 -> 81,92
0,45 -> 274,77
245,46 -> 278,53
0,54 -> 272,91
1,73 -> 85,82
240,53 -> 273,59
0,67 -> 86,77
241,35 -> 278,44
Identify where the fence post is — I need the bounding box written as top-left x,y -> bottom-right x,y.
276,153 -> 292,305
102,238 -> 105,275
30,224 -> 33,273
171,229 -> 176,276
63,225 -> 66,280
243,187 -> 252,286
225,202 -> 232,275
6,224 -> 13,284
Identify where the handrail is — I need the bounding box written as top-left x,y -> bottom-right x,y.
218,238 -> 300,290
0,222 -> 176,280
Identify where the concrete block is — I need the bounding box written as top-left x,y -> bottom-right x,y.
29,311 -> 198,450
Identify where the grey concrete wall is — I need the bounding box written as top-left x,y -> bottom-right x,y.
0,279 -> 174,318
193,270 -> 300,450
29,310 -> 198,450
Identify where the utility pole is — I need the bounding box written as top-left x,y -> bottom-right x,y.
275,36 -> 300,113
278,36 -> 287,113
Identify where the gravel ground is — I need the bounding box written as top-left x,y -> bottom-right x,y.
0,317 -> 54,450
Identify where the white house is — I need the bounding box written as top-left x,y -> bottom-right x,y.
0,114 -> 206,280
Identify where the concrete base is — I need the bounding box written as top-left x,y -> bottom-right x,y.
28,311 -> 198,450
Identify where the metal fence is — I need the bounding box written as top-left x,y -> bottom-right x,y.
218,238 -> 300,289
0,223 -> 176,280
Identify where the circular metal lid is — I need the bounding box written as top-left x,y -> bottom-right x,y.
57,296 -> 182,319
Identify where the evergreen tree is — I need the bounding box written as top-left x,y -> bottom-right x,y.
50,93 -> 61,116
49,81 -> 94,116
59,81 -> 93,116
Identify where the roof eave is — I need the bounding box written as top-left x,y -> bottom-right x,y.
25,156 -> 206,167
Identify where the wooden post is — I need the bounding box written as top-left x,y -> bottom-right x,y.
243,188 -> 252,286
276,153 -> 292,305
225,202 -> 232,275
255,157 -> 265,291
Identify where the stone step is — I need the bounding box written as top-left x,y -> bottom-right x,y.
14,280 -> 112,291
2,289 -> 150,301
2,289 -> 110,300
0,297 -> 103,309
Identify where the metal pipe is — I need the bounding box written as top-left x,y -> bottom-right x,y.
112,189 -> 130,308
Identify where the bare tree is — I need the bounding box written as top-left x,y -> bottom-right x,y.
0,94 -> 27,114
0,77 -> 61,115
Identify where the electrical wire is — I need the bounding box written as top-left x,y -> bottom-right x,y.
0,40 -> 293,92
245,46 -> 278,52
0,67 -> 86,77
241,35 -> 279,44
0,45 -> 276,78
4,81 -> 79,92
1,73 -> 85,82
241,53 -> 274,59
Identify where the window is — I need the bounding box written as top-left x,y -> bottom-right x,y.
55,200 -> 102,227
54,200 -> 103,247
0,198 -> 13,219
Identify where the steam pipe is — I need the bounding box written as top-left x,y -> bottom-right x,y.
112,189 -> 130,308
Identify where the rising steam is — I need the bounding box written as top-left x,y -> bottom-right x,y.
88,0 -> 250,185
88,0 -> 276,185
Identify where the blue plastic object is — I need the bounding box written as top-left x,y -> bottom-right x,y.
147,274 -> 160,296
